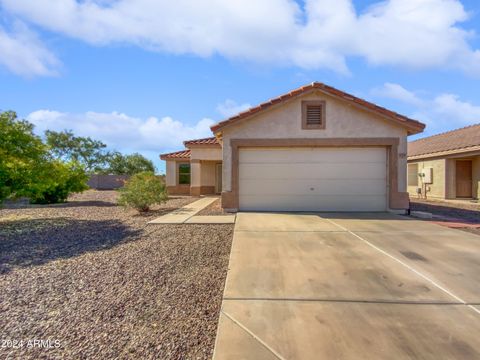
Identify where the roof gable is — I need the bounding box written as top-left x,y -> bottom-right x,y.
210,82 -> 425,135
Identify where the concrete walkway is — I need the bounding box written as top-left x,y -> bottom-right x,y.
213,212 -> 480,359
149,197 -> 217,224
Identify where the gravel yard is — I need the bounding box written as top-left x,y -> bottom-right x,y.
0,190 -> 233,359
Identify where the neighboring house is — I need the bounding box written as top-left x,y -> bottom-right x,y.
407,124 -> 480,200
160,82 -> 425,212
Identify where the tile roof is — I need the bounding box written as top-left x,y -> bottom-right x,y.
408,123 -> 480,159
159,149 -> 191,160
183,136 -> 219,146
210,81 -> 425,135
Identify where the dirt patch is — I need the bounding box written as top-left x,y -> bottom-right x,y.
197,198 -> 228,216
0,190 -> 233,359
410,199 -> 480,236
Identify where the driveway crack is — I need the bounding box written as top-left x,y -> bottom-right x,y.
221,310 -> 287,360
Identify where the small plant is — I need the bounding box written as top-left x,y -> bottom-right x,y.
117,172 -> 167,212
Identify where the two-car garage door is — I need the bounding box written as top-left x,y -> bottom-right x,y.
238,147 -> 387,212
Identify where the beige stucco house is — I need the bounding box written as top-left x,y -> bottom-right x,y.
408,124 -> 480,200
161,82 -> 425,212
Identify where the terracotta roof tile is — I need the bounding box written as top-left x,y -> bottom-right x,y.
210,81 -> 425,134
408,123 -> 480,158
183,136 -> 219,146
159,149 -> 191,160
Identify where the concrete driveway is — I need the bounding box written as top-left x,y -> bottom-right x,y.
213,212 -> 480,359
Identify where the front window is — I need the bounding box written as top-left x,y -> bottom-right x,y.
178,163 -> 191,185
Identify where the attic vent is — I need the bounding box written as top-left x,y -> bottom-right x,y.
302,100 -> 326,129
306,105 -> 323,125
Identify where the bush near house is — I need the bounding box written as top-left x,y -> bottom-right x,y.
117,172 -> 167,212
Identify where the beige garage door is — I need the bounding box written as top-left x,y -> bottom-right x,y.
239,147 -> 387,211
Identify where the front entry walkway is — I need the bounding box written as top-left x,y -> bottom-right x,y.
149,197 -> 217,224
213,212 -> 480,359
149,197 -> 235,224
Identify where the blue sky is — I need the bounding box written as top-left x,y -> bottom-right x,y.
1,0 -> 480,173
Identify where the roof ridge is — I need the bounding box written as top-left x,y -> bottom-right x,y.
410,123 -> 480,143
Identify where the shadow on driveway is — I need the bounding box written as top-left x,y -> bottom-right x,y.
0,218 -> 141,274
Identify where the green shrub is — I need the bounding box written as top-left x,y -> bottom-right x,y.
0,111 -> 48,203
117,172 -> 167,212
27,161 -> 89,204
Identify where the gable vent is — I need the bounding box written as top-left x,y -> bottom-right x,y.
306,105 -> 323,125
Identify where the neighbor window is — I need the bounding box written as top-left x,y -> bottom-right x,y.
408,163 -> 418,186
178,163 -> 191,185
302,100 -> 326,129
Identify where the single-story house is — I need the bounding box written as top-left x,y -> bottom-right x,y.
160,82 -> 425,212
407,124 -> 480,200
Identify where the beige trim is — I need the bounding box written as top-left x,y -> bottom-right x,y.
222,137 -> 407,211
302,100 -> 326,129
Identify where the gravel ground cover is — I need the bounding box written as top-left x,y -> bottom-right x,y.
0,190 -> 233,359
410,198 -> 480,236
196,199 -> 228,216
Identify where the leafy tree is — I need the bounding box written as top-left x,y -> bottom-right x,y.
104,152 -> 155,175
117,172 -> 167,212
0,111 -> 48,202
45,130 -> 109,173
0,112 -> 89,204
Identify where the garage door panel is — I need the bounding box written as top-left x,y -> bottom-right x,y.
239,163 -> 386,180
238,147 -> 387,212
240,178 -> 387,196
239,194 -> 387,212
239,147 -> 386,163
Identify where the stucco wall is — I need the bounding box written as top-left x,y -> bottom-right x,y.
445,159 -> 456,199
407,159 -> 446,199
165,160 -> 177,186
200,161 -> 217,186
189,147 -> 222,161
191,161 -> 201,187
220,91 -> 409,195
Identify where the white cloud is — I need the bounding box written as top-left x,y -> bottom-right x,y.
1,0 -> 479,75
216,99 -> 251,118
26,110 -> 215,154
0,21 -> 60,77
432,94 -> 480,123
373,82 -> 480,134
371,83 -> 424,106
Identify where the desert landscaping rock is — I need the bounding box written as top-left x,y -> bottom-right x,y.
0,190 -> 233,360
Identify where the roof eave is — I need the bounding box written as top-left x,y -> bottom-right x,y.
408,145 -> 480,161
